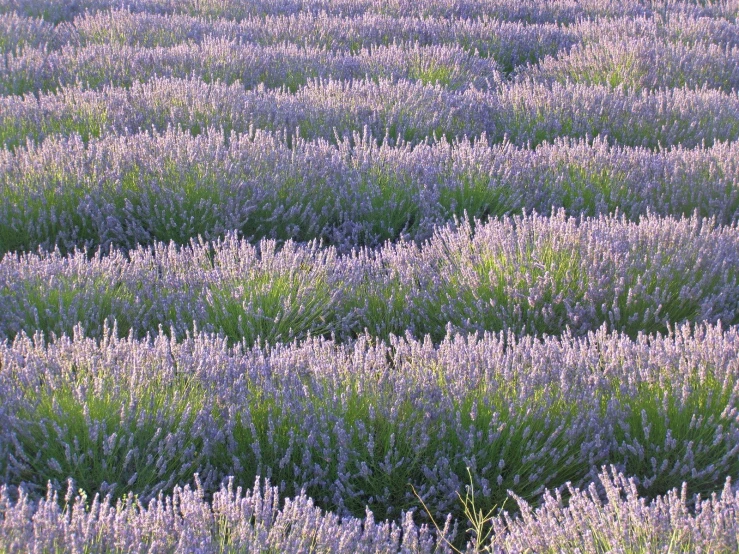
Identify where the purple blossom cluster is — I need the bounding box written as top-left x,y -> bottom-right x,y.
2,0 -> 739,550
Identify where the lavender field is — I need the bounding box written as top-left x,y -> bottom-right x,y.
2,0 -> 739,552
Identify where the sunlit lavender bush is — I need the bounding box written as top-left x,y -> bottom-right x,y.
2,0 -> 739,551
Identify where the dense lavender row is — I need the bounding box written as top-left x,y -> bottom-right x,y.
7,16 -> 739,98
41,10 -> 739,52
0,11 -> 576,73
0,39 -> 502,96
1,211 -> 737,344
9,31 -> 739,98
4,76 -> 739,153
4,0 -> 725,24
3,128 -> 739,255
1,322 -> 738,543
8,11 -> 739,76
2,468 -> 739,553
7,10 -> 739,60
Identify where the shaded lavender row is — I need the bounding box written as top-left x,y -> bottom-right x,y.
1,322 -> 738,541
3,76 -> 739,151
10,29 -> 739,99
7,11 -> 739,61
0,39 -> 500,96
0,11 -> 576,73
0,0 -> 704,24
1,211 -> 737,344
2,128 -> 739,255
2,468 -> 739,553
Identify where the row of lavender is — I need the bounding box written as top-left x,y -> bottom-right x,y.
2,469 -> 739,552
2,211 -> 738,345
4,12 -> 739,92
1,322 -> 738,551
4,33 -> 739,97
0,10 -> 574,74
4,9 -> 738,55
3,0 -> 736,24
5,76 -> 737,151
0,39 -> 505,96
2,128 -> 739,255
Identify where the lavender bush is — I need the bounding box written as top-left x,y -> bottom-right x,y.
0,40 -> 501,96
5,77 -> 739,151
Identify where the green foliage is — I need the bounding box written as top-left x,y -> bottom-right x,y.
409,63 -> 457,88
4,274 -> 134,340
428,234 -> 589,338
608,373 -> 739,499
357,165 -> 421,243
205,267 -> 335,346
341,264 -> 416,339
11,363 -> 210,500
0,106 -> 107,152
438,173 -> 515,222
560,164 -> 630,214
